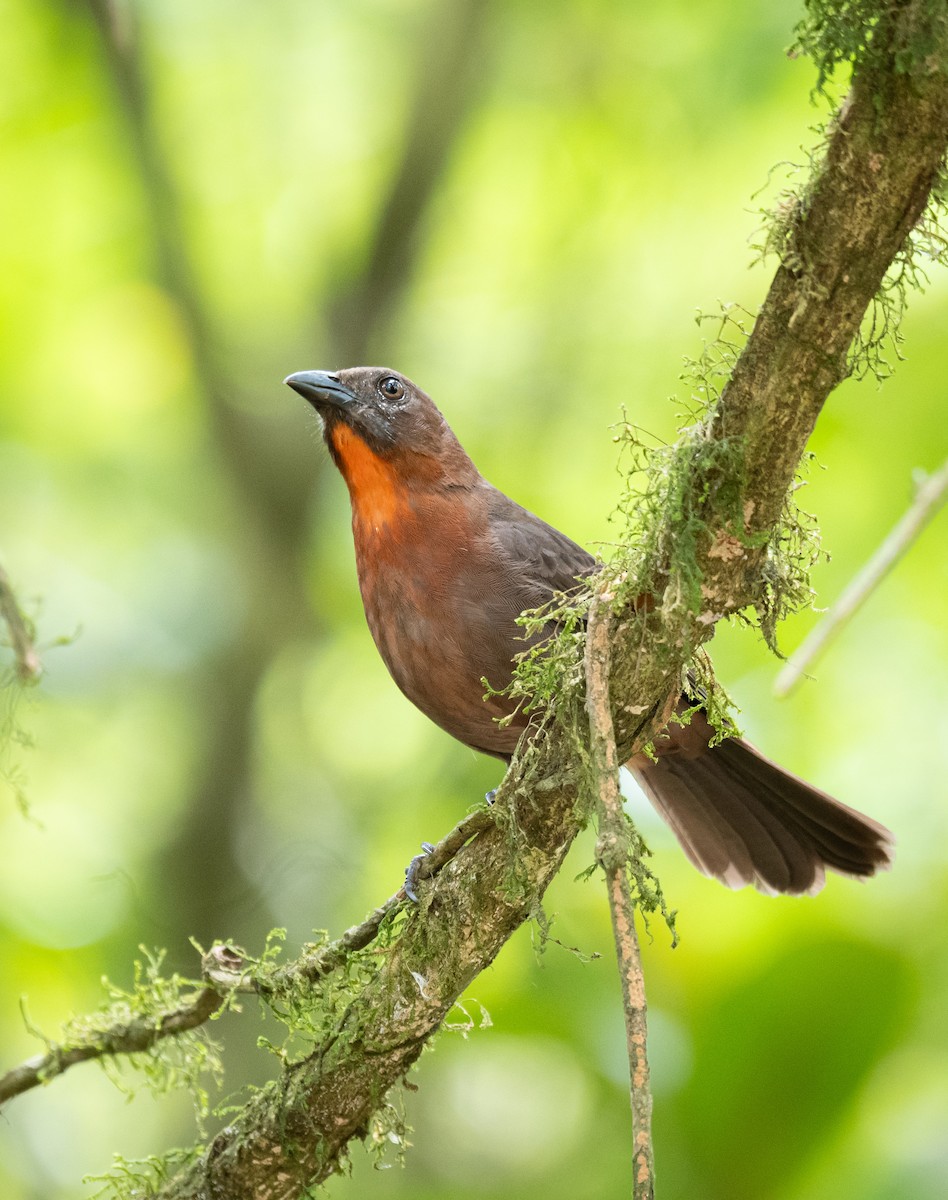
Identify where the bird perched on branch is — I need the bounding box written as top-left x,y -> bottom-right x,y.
285,366 -> 892,895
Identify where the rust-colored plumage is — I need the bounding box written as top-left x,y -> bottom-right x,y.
286,366 -> 893,895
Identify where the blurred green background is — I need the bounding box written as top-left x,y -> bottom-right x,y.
1,1 -> 946,1197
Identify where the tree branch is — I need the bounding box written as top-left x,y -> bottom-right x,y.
775,455 -> 948,695
0,563 -> 42,684
135,10 -> 947,1197
15,4 -> 947,1194
0,970 -> 229,1107
585,590 -> 654,1199
0,811 -> 492,1106
700,9 -> 948,610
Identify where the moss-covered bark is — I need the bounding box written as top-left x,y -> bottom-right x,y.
155,4 -> 948,1195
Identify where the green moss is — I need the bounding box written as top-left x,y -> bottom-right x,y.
792,0 -> 948,93
765,6 -> 948,384
254,921 -> 404,1066
792,0 -> 883,93
29,948 -> 226,1119
365,1093 -> 412,1171
84,1147 -> 206,1200
852,164 -> 948,380
754,464 -> 827,652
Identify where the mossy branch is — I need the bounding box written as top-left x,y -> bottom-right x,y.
585,590 -> 655,1200
11,3 -> 948,1196
699,1 -> 948,610
0,979 -> 226,1107
144,8 -> 948,1196
0,812 -> 492,1107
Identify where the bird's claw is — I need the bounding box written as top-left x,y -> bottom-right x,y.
404,841 -> 436,902
485,788 -> 497,806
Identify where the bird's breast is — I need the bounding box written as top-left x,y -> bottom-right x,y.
329,424 -> 408,535
350,496 -> 526,757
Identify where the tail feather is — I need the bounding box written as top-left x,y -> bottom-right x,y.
630,736 -> 893,895
715,739 -> 889,848
682,750 -> 819,893
638,765 -> 760,888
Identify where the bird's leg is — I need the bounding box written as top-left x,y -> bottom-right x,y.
403,842 -> 436,902
485,788 -> 498,806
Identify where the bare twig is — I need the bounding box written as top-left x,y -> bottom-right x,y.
0,564 -> 42,684
775,457 -> 948,696
586,590 -> 654,1200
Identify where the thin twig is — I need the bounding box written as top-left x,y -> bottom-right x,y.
0,563 -> 42,684
775,457 -> 948,696
585,590 -> 655,1200
0,809 -> 493,1105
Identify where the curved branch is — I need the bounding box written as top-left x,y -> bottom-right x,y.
0,811 -> 492,1106
0,983 -> 226,1107
262,809 -> 493,992
143,11 -> 948,1197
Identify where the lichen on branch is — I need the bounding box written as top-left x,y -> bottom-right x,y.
6,3 -> 948,1197
157,10 -> 948,1189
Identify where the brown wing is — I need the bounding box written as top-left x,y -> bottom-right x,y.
442,483 -> 596,757
482,484 -> 597,600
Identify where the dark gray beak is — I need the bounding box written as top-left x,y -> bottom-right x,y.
284,370 -> 356,410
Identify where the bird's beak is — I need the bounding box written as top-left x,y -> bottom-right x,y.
284,370 -> 356,410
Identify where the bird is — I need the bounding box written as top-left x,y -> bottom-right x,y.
285,365 -> 893,895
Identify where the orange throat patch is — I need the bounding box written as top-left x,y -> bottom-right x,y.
329,424 -> 406,535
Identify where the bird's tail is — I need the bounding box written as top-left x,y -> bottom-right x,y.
629,737 -> 893,895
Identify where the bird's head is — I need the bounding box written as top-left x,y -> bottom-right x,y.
285,366 -> 479,509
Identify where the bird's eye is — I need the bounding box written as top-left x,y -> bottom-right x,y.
378,376 -> 405,401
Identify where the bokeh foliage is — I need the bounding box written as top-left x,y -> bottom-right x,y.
1,1 -> 946,1197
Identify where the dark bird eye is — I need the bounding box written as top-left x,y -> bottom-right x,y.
378,376 -> 405,401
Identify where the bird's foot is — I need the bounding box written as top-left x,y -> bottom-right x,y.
403,841 -> 436,902
485,788 -> 498,806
